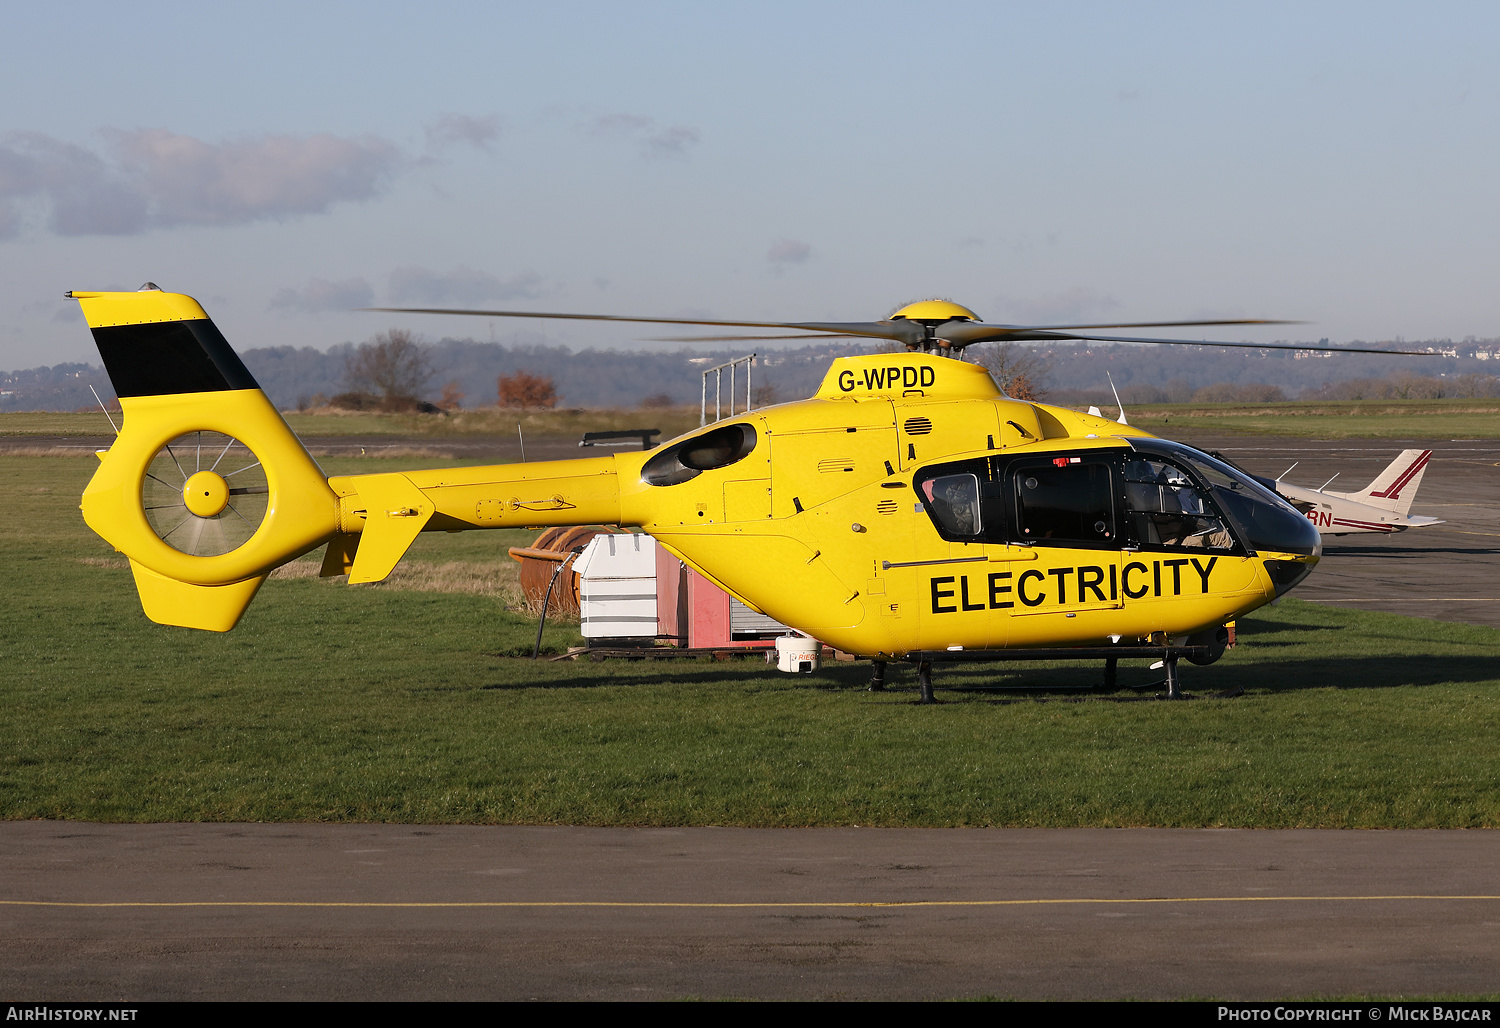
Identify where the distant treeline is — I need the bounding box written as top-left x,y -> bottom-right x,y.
7,336 -> 1500,412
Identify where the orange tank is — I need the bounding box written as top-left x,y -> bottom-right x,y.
509,525 -> 615,614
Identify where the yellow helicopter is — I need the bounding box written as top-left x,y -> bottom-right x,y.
71,286 -> 1361,700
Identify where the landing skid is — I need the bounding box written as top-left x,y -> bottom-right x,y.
898,646 -> 1214,703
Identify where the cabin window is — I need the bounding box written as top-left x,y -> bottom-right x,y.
1013,460 -> 1116,544
920,474 -> 983,537
913,458 -> 1007,542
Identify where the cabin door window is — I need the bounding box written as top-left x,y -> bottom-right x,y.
1012,460 -> 1116,545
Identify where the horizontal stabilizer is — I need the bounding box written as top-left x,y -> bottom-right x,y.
321,534 -> 360,577
345,473 -> 434,583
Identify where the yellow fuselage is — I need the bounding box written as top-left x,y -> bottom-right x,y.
322,354 -> 1302,656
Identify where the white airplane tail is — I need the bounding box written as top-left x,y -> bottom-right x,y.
1350,449 -> 1432,516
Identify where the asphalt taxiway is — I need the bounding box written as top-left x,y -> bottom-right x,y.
1184,435 -> 1500,630
4,823 -> 1499,1001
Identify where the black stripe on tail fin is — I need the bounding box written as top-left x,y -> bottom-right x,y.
91,319 -> 260,398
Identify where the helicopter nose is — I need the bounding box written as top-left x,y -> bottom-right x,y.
1264,558 -> 1316,597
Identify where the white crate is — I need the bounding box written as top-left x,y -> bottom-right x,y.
576,533 -> 658,639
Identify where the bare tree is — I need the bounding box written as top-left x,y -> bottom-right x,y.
970,342 -> 1050,400
344,329 -> 433,404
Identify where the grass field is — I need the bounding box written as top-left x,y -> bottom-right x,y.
10,396 -> 1500,440
5,452 -> 1500,828
1120,398 -> 1500,438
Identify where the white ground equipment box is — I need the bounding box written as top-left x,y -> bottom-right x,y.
574,533 -> 659,640
573,532 -> 796,648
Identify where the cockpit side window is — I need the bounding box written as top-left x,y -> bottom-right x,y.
1128,438 -> 1320,556
642,423 -> 759,486
1122,457 -> 1238,551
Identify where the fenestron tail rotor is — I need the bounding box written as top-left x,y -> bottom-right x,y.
142,431 -> 268,557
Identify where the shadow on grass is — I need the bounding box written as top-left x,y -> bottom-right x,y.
1321,545 -> 1500,557
931,652 -> 1500,697
1233,616 -> 1344,635
468,650 -> 1500,697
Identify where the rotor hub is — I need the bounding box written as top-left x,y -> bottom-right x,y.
182,470 -> 230,518
888,300 -> 980,323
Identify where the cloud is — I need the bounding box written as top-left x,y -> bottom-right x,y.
387,266 -> 543,306
425,114 -> 500,152
767,238 -> 811,266
268,277 -> 375,314
0,132 -> 148,236
0,128 -> 404,237
642,125 -> 700,158
586,112 -> 701,159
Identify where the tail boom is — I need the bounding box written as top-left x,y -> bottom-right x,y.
326,456 -> 624,584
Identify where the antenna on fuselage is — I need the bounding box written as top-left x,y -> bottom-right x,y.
1107,373 -> 1128,425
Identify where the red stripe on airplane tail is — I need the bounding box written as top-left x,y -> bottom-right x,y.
1369,450 -> 1432,500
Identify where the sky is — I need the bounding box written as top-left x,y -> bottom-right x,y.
4,1 -> 1499,369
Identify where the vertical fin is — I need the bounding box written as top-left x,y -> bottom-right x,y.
1357,449 -> 1432,516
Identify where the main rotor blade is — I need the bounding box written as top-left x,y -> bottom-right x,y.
368,305 -> 1415,355
972,330 -> 1438,356
935,318 -> 1300,347
644,332 -> 868,342
365,306 -> 924,345
1019,318 -> 1299,332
